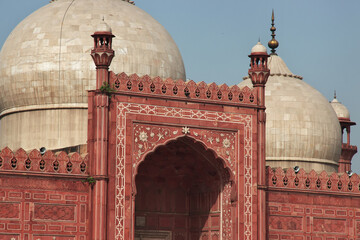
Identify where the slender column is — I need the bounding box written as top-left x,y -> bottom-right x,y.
90,27 -> 115,240
92,92 -> 109,239
256,85 -> 267,240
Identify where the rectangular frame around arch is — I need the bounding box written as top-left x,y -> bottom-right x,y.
114,102 -> 254,240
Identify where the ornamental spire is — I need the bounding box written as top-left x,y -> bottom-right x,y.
268,9 -> 279,55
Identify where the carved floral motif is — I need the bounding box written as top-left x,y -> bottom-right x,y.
133,124 -> 236,172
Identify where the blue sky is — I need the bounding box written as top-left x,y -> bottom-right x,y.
1,0 -> 360,172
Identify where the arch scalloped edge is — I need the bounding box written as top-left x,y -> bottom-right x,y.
132,135 -> 235,189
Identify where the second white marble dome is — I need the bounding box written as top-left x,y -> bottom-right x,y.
239,54 -> 342,172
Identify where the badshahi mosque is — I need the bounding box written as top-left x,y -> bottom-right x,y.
0,0 -> 358,239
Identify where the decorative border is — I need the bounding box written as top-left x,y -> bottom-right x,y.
0,147 -> 88,175
110,72 -> 258,105
116,103 -> 253,240
267,167 -> 360,193
132,124 -> 236,173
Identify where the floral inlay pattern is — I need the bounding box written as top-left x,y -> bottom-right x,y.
133,124 -> 236,172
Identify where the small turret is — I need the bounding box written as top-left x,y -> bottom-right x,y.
91,19 -> 115,89
330,92 -> 357,173
248,41 -> 270,88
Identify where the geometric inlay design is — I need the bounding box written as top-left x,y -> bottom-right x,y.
34,204 -> 75,221
0,202 -> 20,219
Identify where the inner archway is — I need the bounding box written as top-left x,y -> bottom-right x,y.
134,137 -> 229,240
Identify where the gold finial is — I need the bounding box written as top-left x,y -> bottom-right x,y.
268,9 -> 279,55
334,90 -> 337,99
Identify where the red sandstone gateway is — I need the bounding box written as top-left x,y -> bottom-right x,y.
86,27 -> 268,239
0,7 -> 359,240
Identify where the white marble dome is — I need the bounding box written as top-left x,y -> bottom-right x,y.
330,97 -> 350,120
239,54 -> 342,172
0,0 -> 186,150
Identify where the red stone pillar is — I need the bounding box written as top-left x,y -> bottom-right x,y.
248,42 -> 270,240
90,24 -> 115,240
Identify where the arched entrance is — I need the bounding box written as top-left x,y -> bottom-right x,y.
134,137 -> 231,240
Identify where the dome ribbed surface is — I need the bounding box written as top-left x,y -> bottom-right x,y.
239,55 -> 341,172
0,0 -> 186,113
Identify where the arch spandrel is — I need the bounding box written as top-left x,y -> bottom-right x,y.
132,123 -> 237,177
132,134 -> 234,190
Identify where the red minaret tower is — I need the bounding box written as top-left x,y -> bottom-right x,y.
248,40 -> 270,240
330,93 -> 357,173
89,20 -> 115,240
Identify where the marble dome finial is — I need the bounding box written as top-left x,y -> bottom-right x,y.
268,9 -> 279,55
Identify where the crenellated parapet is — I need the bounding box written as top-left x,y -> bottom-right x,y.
0,147 -> 88,176
109,72 -> 258,105
266,167 -> 360,194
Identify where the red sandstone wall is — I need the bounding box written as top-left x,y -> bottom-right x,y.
267,167 -> 360,239
101,72 -> 262,239
0,148 -> 90,240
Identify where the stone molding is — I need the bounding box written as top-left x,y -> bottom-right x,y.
0,103 -> 88,118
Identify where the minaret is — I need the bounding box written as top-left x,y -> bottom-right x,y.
90,19 -> 115,240
330,92 -> 357,173
248,40 -> 270,240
